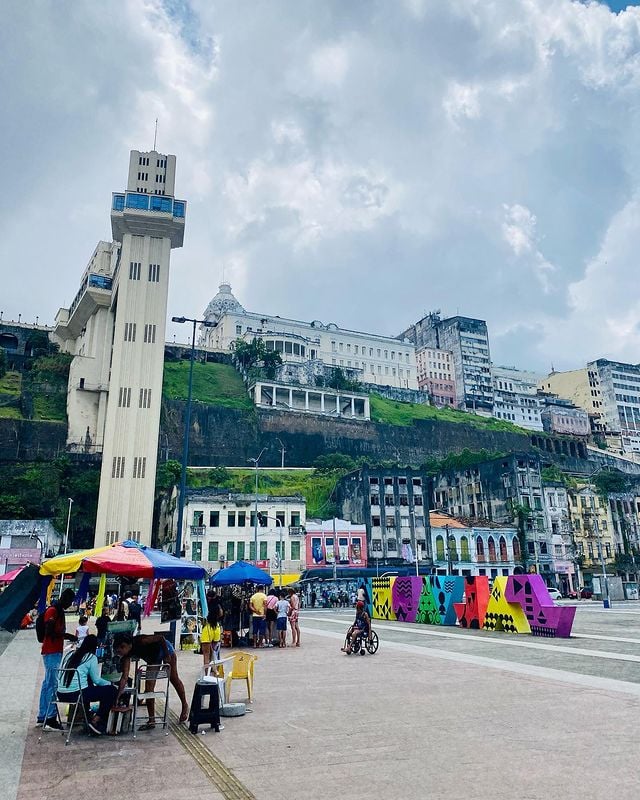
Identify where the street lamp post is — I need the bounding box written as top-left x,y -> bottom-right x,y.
276,438 -> 286,469
248,449 -> 266,566
259,515 -> 284,587
63,498 -> 73,554
594,520 -> 611,609
171,315 -> 216,643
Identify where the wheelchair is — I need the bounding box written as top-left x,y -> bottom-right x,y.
343,627 -> 379,656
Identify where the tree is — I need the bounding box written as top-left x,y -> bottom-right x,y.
325,367 -> 362,393
156,460 -> 182,492
313,453 -> 357,474
231,337 -> 282,379
208,466 -> 231,485
541,465 -> 576,488
593,469 -> 629,498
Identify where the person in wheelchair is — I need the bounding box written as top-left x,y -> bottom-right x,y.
341,601 -> 371,654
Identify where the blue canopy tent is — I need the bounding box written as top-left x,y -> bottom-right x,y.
209,560 -> 273,586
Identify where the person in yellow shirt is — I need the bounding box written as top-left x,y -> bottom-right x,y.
249,587 -> 268,648
201,606 -> 222,665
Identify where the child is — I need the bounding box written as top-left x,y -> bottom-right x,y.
95,608 -> 111,644
75,615 -> 90,644
276,591 -> 290,648
201,608 -> 222,665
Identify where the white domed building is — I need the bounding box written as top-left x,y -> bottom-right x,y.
199,283 -> 246,344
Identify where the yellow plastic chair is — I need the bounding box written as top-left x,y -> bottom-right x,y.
224,651 -> 258,703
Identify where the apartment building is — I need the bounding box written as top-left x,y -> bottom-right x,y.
304,520 -> 367,568
567,485 -> 616,588
400,313 -> 493,414
491,366 -> 544,430
542,484 -> 578,595
416,346 -> 456,406
181,490 -> 306,575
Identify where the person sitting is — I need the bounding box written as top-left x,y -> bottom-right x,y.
113,632 -> 189,726
75,615 -> 90,644
341,601 -> 371,654
57,634 -> 118,735
20,608 -> 37,629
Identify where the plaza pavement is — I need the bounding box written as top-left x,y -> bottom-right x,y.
5,602 -> 640,800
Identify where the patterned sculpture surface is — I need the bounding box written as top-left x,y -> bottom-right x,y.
371,577 -> 396,621
430,575 -> 464,626
482,576 -> 531,633
416,578 -> 441,625
454,576 -> 490,629
505,574 -> 576,638
391,576 -> 423,623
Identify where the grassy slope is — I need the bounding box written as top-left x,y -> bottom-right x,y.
369,393 -> 527,433
188,467 -> 341,519
0,371 -> 23,419
163,361 -> 253,411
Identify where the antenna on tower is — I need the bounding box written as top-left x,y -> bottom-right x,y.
153,118 -> 158,151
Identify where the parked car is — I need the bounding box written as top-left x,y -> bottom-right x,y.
567,587 -> 593,599
547,588 -> 562,601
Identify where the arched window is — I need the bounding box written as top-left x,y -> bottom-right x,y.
460,536 -> 470,561
448,535 -> 458,560
512,536 -> 521,561
499,536 -> 508,562
435,535 -> 445,560
488,536 -> 497,561
476,537 -> 485,559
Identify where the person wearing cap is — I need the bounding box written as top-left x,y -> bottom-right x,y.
341,601 -> 371,655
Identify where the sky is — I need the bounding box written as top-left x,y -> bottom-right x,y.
2,0 -> 640,373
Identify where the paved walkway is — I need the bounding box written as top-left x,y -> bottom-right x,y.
6,605 -> 640,800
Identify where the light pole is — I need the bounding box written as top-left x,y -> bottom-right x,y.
63,498 -> 73,553
594,519 -> 611,609
248,448 -> 266,565
171,315 -> 216,643
410,510 -> 419,576
276,438 -> 286,469
259,514 -> 283,587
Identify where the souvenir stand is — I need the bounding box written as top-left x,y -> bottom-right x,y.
209,560 -> 272,646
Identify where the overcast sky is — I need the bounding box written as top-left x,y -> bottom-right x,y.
2,0 -> 640,372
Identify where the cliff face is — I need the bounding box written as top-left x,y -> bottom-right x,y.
159,400 -> 533,467
0,419 -> 67,462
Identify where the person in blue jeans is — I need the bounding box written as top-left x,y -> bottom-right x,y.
58,635 -> 118,734
38,588 -> 78,729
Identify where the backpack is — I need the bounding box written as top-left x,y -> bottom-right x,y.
35,605 -> 56,643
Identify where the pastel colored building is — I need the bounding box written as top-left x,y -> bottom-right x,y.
305,519 -> 367,568
415,346 -> 456,406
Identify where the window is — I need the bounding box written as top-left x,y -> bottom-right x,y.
144,324 -> 157,343
125,193 -> 149,210
527,541 -> 535,555
236,325 -> 242,335
237,542 -> 245,560
106,530 -> 119,545
226,541 -> 235,561
387,538 -> 397,551
148,263 -> 160,282
129,261 -> 141,280
605,543 -> 612,558
275,540 -> 284,558
139,388 -> 152,408
259,514 -> 267,527
238,512 -> 246,527
259,541 -> 267,560
132,456 -> 146,479
291,541 -> 301,560
192,542 -> 202,561
193,511 -> 204,526
124,322 -> 136,342
369,477 -> 379,485
276,511 -> 286,527
118,387 -> 131,408
111,456 -> 125,478
208,541 -> 219,561
460,536 -> 470,561
173,201 -> 185,218
435,535 -> 445,559
249,541 -> 256,561
228,512 -> 236,527
370,495 -> 380,506
533,496 -> 542,510
285,342 -> 293,354
209,511 -> 219,527
291,512 -> 300,527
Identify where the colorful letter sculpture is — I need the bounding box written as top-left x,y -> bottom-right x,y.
430,575 -> 464,625
391,577 -> 422,623
371,577 -> 396,621
454,576 -> 490,629
482,576 -> 531,633
370,574 -> 576,639
505,574 -> 576,638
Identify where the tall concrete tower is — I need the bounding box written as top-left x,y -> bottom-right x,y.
54,150 -> 186,547
96,150 -> 186,546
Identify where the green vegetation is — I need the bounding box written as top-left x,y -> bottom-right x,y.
0,457 -> 100,550
369,394 -> 526,432
541,464 -> 577,488
182,466 -> 342,519
421,449 -> 506,475
593,468 -> 630,497
163,361 -> 253,410
0,407 -> 22,419
0,370 -> 23,419
315,367 -> 362,393
0,371 -> 21,395
231,337 -> 282,380
23,354 -> 72,422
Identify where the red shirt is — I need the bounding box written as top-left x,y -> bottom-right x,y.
41,605 -> 65,655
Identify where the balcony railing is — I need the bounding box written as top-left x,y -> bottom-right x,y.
190,526 -> 206,537
288,526 -> 305,536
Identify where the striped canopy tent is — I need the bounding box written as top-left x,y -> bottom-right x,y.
40,540 -> 206,580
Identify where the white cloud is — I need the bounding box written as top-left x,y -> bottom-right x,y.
3,0 -> 640,370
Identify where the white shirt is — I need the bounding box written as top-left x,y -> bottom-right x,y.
276,599 -> 290,619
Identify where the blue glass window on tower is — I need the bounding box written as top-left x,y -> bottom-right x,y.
173,201 -> 185,218
150,196 -> 172,213
125,193 -> 150,210
112,194 -> 125,211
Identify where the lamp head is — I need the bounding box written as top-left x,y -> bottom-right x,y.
172,316 -> 187,323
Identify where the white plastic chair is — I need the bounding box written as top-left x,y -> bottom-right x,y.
200,657 -> 234,706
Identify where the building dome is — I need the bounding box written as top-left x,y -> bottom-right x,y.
202,283 -> 245,324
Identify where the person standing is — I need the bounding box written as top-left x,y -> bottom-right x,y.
200,606 -> 222,666
310,590 -> 317,608
288,587 -> 300,648
249,586 -> 268,649
265,590 -> 278,647
95,608 -> 111,644
276,591 -> 290,648
127,594 -> 142,634
37,588 -> 78,729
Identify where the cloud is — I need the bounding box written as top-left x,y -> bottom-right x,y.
3,0 -> 640,372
